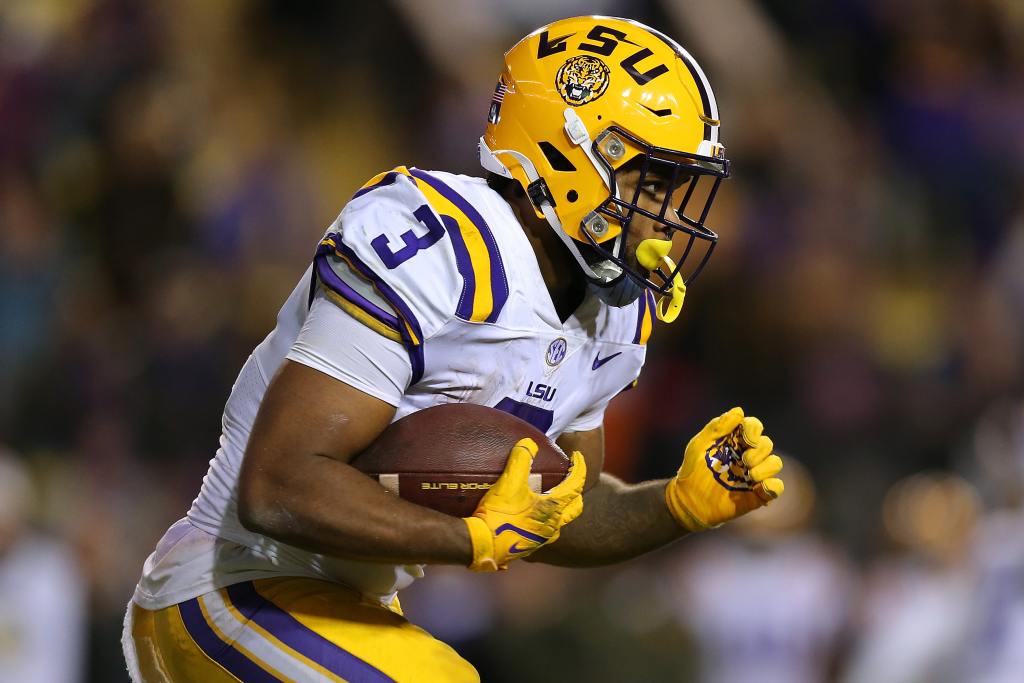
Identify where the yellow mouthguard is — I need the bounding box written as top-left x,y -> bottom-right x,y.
636,238 -> 672,271
636,238 -> 686,323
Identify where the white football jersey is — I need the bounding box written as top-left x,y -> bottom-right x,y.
133,168 -> 654,609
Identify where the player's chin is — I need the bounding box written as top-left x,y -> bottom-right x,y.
621,248 -> 648,278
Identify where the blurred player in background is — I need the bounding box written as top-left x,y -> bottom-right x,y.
667,458 -> 853,683
956,398 -> 1024,683
124,16 -> 784,682
0,448 -> 86,683
841,471 -> 981,683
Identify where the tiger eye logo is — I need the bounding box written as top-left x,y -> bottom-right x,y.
556,55 -> 611,106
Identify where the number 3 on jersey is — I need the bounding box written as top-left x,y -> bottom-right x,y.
372,204 -> 447,269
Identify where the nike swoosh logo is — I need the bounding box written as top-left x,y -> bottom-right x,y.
495,523 -> 548,554
592,352 -> 622,370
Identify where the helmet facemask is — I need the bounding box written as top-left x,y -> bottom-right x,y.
579,126 -> 730,298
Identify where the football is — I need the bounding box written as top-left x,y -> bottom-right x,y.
351,403 -> 571,517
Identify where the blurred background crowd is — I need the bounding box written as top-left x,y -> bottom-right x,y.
1,0 -> 1022,681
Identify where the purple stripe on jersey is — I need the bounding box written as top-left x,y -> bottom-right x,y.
225,582 -> 396,683
314,242 -> 403,333
440,214 -> 477,320
351,171 -> 400,200
334,242 -> 426,385
178,597 -> 281,683
407,169 -> 509,323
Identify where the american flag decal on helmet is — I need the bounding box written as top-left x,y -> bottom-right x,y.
487,79 -> 508,124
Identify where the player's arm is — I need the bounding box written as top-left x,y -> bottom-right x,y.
524,425 -> 684,566
238,360 -> 475,565
238,359 -> 584,570
527,408 -> 784,567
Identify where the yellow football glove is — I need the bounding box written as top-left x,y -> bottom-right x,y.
665,407 -> 784,532
464,438 -> 586,572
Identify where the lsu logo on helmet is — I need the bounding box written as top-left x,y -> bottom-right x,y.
556,55 -> 611,106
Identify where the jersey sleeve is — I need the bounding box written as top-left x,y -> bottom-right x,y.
313,166 -> 512,384
286,291 -> 412,406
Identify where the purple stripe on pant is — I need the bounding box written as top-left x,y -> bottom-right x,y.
225,582 -> 396,683
178,597 -> 282,683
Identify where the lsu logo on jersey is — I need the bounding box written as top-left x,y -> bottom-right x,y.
705,432 -> 754,491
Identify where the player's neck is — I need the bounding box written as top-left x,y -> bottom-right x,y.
504,195 -> 586,323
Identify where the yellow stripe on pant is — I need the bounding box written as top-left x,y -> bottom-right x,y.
130,577 -> 479,682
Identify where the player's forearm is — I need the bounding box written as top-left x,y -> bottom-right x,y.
238,453 -> 473,566
526,472 -> 687,567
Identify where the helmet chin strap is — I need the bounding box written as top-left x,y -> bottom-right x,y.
559,110 -> 642,307
480,137 -> 613,284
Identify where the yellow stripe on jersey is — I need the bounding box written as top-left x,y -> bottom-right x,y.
357,169 -> 401,193
319,239 -> 423,347
322,288 -> 404,342
639,292 -> 654,345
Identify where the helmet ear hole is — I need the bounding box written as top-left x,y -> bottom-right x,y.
538,142 -> 577,172
567,190 -> 579,202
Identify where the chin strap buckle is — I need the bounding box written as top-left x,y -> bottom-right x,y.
526,178 -> 556,209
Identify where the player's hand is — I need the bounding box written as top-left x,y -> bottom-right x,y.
464,438 -> 586,571
665,407 -> 784,532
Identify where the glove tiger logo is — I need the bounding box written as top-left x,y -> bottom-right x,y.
704,435 -> 754,492
556,55 -> 611,106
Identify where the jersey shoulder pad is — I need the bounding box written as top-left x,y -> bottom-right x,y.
394,167 -> 511,325
313,168 -> 511,359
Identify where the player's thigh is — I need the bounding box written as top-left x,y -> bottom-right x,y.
247,577 -> 480,683
130,578 -> 478,682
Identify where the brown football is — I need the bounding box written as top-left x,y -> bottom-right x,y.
350,403 -> 570,517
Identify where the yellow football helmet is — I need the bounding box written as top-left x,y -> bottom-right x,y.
480,16 -> 730,308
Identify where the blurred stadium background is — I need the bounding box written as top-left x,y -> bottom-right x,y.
1,0 -> 1023,681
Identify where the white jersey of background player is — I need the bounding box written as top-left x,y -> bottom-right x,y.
133,167 -> 654,610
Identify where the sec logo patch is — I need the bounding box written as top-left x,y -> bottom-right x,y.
546,337 -> 568,366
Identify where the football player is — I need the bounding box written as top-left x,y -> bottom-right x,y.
124,16 -> 784,682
